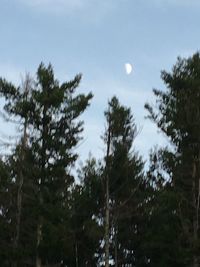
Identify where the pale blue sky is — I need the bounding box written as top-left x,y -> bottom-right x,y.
0,0 -> 200,164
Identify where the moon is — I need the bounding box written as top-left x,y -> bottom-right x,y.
125,63 -> 133,75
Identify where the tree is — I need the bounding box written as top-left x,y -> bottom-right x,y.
143,148 -> 185,267
0,157 -> 14,266
0,63 -> 93,266
26,63 -> 92,266
145,52 -> 200,267
103,96 -> 145,266
0,73 -> 35,266
67,157 -> 103,266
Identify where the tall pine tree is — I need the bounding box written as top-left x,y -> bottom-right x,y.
145,52 -> 200,267
103,96 -> 145,266
0,63 -> 93,266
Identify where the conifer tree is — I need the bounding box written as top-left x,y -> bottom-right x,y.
26,63 -> 92,266
103,96 -> 144,266
67,157 -> 103,266
0,74 -> 34,266
0,63 -> 93,266
145,52 -> 200,267
144,148 -> 184,267
0,157 -> 13,266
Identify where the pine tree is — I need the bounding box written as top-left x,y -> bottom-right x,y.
0,74 -> 34,266
103,96 -> 145,266
144,148 -> 184,267
67,157 -> 103,266
26,63 -> 93,266
0,63 -> 93,266
145,52 -> 200,266
0,157 -> 14,266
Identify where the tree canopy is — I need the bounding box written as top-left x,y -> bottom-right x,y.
1,54 -> 200,266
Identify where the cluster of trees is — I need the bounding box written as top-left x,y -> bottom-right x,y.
0,53 -> 200,266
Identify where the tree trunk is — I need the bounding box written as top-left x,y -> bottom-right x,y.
36,217 -> 42,267
75,242 -> 79,267
13,168 -> 24,267
36,87 -> 48,267
192,159 -> 200,267
105,119 -> 111,267
13,77 -> 29,267
105,175 -> 110,267
114,225 -> 118,267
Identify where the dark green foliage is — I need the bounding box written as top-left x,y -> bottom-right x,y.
0,63 -> 93,266
1,53 -> 200,267
143,149 -> 186,267
27,63 -> 92,266
0,158 -> 14,266
67,158 -> 104,266
145,52 -> 200,266
103,96 -> 145,266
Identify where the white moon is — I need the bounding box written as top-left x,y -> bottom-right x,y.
125,63 -> 133,75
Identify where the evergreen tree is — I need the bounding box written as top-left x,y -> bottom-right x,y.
145,52 -> 200,266
26,63 -> 92,266
103,96 -> 145,266
0,63 -> 93,266
144,148 -> 184,267
0,74 -> 35,266
0,157 -> 14,266
67,157 -> 103,266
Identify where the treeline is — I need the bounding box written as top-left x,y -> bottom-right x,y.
0,53 -> 200,267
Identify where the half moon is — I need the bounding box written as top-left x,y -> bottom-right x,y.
125,63 -> 133,75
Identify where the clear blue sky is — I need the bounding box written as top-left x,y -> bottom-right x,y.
0,0 -> 200,165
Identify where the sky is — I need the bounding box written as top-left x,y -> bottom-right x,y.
0,0 -> 200,166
